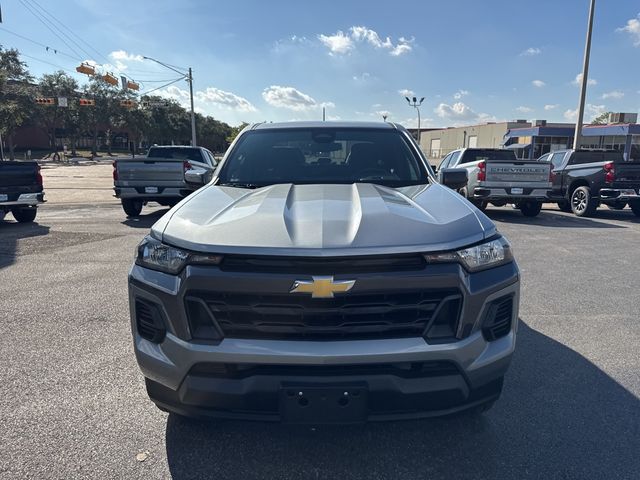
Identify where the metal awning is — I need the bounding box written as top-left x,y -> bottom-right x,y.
504,143 -> 531,150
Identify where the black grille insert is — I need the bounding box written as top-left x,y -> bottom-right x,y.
135,299 -> 166,343
220,254 -> 426,274
189,289 -> 461,341
482,295 -> 514,341
189,361 -> 460,379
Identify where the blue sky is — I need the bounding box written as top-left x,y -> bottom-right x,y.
1,0 -> 640,127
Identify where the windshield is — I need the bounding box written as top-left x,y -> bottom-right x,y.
217,128 -> 427,188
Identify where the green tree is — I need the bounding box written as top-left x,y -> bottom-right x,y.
37,71 -> 79,155
83,77 -> 124,156
591,112 -> 613,125
226,122 -> 249,145
0,45 -> 35,160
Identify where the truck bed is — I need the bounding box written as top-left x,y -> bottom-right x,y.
115,157 -> 186,186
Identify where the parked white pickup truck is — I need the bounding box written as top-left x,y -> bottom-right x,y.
437,148 -> 551,217
113,146 -> 217,217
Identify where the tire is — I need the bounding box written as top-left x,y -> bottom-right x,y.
11,207 -> 37,223
519,201 -> 542,217
606,202 -> 627,211
570,186 -> 597,217
122,199 -> 143,217
557,200 -> 572,213
630,201 -> 640,217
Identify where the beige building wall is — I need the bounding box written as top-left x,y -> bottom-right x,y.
419,121 -> 531,161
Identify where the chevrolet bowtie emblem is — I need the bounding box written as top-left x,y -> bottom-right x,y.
290,276 -> 356,298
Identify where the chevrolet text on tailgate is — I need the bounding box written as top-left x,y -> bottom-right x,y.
129,121 -> 520,423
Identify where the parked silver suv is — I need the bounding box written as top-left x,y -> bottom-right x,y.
129,122 -> 520,423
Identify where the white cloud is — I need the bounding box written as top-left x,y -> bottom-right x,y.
572,73 -> 597,87
532,80 -> 546,88
109,50 -> 144,62
196,87 -> 257,112
520,47 -> 541,56
544,104 -> 559,111
318,26 -> 413,56
601,90 -> 624,100
352,72 -> 371,82
453,89 -> 469,100
434,102 -> 495,125
516,106 -> 533,113
563,104 -> 607,121
398,88 -> 415,97
156,85 -> 257,113
617,14 -> 640,46
262,85 -> 330,111
318,31 -> 354,55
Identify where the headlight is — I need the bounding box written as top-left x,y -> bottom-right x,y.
424,236 -> 513,272
135,236 -> 222,274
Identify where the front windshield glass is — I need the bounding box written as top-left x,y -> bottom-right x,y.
217,128 -> 427,188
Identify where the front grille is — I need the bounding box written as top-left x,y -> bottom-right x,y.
188,289 -> 461,341
482,295 -> 514,341
220,254 -> 425,274
189,360 -> 460,379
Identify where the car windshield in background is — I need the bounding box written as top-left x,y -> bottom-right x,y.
217,128 -> 427,188
465,149 -> 516,162
148,147 -> 203,161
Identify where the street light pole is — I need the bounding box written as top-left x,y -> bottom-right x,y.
405,96 -> 425,144
573,0 -> 596,150
188,67 -> 197,147
142,56 -> 197,146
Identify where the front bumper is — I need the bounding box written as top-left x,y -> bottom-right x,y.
129,261 -> 520,421
0,192 -> 45,208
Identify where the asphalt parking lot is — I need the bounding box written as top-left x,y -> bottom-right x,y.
1,167 -> 639,479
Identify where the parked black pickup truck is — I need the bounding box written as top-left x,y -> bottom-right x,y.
0,161 -> 45,223
538,149 -> 640,217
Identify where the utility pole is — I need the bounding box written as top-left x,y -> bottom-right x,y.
573,0 -> 596,150
143,56 -> 197,146
0,132 -> 4,161
405,96 -> 425,144
188,68 -> 197,146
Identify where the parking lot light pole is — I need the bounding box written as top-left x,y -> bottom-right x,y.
573,0 -> 596,150
143,56 -> 197,147
405,96 -> 425,144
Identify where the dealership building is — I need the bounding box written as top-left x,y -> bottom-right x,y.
418,113 -> 640,162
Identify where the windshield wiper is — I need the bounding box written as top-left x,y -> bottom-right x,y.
216,182 -> 263,189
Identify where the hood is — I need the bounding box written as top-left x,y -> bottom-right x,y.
153,183 -> 496,256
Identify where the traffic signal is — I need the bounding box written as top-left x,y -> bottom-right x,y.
126,81 -> 140,91
76,63 -> 96,75
103,73 -> 118,86
35,97 -> 55,105
79,98 -> 95,106
120,99 -> 137,108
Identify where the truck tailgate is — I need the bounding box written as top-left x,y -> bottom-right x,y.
613,162 -> 640,188
485,161 -> 550,184
116,158 -> 185,185
0,162 -> 41,192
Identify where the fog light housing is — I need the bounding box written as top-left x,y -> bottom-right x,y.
185,297 -> 224,342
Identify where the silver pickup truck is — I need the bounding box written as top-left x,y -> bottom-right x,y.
437,148 -> 551,217
113,146 -> 217,217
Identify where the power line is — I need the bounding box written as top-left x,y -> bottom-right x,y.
0,26 -> 80,61
18,52 -> 78,74
17,0 -> 83,60
141,77 -> 185,95
23,0 -> 95,60
24,0 -> 111,64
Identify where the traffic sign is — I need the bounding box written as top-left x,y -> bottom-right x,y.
58,97 -> 68,107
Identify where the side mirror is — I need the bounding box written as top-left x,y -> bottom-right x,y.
431,164 -> 438,173
184,167 -> 208,187
440,168 -> 468,189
